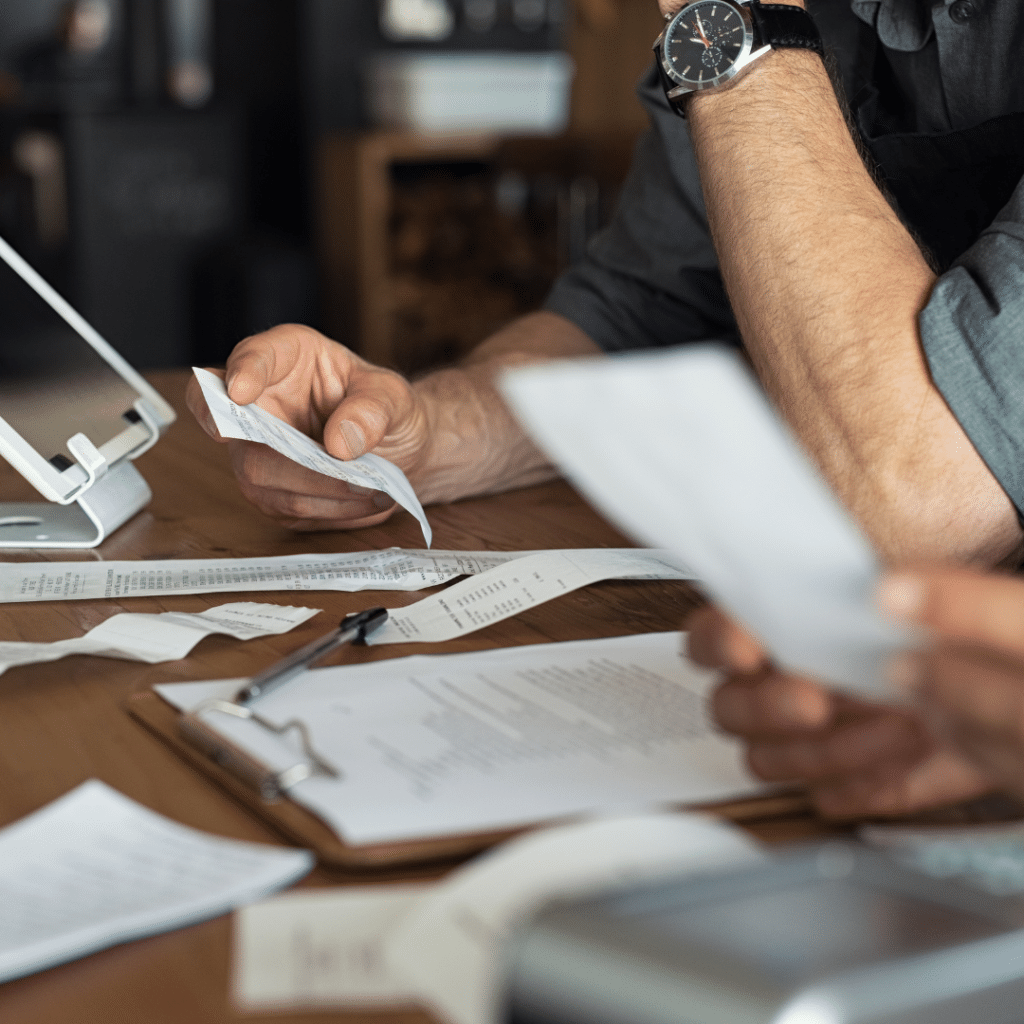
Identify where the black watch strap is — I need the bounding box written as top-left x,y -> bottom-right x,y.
748,1 -> 824,55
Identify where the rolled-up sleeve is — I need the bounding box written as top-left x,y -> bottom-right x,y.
544,66 -> 739,353
920,176 -> 1024,513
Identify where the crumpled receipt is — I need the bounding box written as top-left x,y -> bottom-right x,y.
193,368 -> 431,546
0,602 -> 320,675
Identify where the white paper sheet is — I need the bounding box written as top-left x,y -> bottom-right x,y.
232,812 -> 764,1020
156,632 -> 767,847
194,367 -> 433,546
0,602 -> 319,675
233,884 -> 428,1010
0,547 -> 685,603
0,780 -> 312,984
501,346 -> 912,696
368,549 -> 693,644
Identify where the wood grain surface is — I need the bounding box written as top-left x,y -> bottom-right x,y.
0,370 -> 831,1024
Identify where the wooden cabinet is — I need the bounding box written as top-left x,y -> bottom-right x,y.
315,0 -> 663,373
319,131 -> 502,372
318,131 -> 637,373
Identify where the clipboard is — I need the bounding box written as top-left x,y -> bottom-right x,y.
127,689 -> 813,873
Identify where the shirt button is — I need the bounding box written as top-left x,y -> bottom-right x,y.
948,0 -> 976,22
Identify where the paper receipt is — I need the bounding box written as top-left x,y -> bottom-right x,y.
194,368 -> 431,546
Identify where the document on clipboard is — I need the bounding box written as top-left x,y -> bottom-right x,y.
129,633 -> 781,869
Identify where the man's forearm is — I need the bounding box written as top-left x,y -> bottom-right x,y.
687,40 -> 1022,564
409,311 -> 602,504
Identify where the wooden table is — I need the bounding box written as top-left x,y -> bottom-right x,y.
0,371 -> 830,1024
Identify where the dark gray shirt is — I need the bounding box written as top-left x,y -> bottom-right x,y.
545,0 -> 1024,512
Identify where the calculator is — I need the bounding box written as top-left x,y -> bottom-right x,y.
505,841 -> 1024,1024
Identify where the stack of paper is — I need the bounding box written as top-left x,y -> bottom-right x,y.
0,781 -> 312,984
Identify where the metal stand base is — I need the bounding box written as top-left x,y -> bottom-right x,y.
0,460 -> 152,548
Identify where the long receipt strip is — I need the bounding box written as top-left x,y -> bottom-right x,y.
501,346 -> 911,695
193,367 -> 433,546
0,547 -> 690,603
0,780 -> 311,985
368,548 -> 692,645
0,602 -> 319,675
156,632 -> 766,847
233,812 -> 764,1022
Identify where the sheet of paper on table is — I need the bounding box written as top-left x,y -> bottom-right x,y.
194,367 -> 433,546
233,812 -> 765,1022
0,602 -> 319,675
501,345 -> 913,696
156,631 -> 767,848
233,883 -> 429,1011
0,780 -> 312,985
0,547 -> 690,603
368,548 -> 693,644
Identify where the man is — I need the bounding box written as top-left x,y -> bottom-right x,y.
689,565 -> 1024,815
189,0 -> 1024,565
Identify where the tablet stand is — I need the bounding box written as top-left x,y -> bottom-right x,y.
0,425 -> 154,550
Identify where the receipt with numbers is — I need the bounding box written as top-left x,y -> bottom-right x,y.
194,367 -> 432,545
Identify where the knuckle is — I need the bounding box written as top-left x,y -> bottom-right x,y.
685,607 -> 727,666
274,492 -> 327,521
761,676 -> 834,730
751,736 -> 832,783
747,742 -> 790,781
234,476 -> 274,513
231,445 -> 274,488
710,679 -> 752,732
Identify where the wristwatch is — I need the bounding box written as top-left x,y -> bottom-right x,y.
653,0 -> 823,115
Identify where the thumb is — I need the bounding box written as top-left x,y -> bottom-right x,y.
878,566 -> 1024,657
224,346 -> 276,406
321,367 -> 416,460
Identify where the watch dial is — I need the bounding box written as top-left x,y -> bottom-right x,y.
664,0 -> 748,86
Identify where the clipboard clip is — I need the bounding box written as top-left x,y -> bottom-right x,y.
179,698 -> 341,803
176,608 -> 388,803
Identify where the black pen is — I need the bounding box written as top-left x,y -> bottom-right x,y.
233,607 -> 389,706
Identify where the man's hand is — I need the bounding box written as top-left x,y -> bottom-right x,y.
687,605 -> 993,817
882,567 -> 1024,803
186,312 -> 601,532
186,324 -> 427,531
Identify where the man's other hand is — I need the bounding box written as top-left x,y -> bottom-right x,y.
881,566 -> 1024,804
186,324 -> 427,531
686,605 -> 993,818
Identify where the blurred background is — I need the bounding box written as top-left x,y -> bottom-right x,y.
0,0 -> 661,376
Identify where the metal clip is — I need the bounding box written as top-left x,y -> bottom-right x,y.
179,698 -> 340,803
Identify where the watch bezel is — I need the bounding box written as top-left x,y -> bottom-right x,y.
656,0 -> 758,94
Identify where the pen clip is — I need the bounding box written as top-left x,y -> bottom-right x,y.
234,606 -> 388,706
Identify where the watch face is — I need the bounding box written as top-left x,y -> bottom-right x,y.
660,0 -> 753,90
